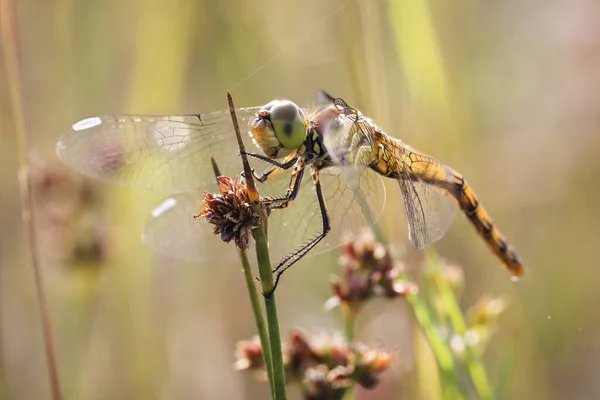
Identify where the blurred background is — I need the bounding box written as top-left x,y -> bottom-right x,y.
2,0 -> 600,398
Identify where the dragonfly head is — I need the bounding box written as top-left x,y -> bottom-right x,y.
250,100 -> 308,159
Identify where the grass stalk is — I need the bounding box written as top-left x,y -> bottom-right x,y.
356,177 -> 463,395
402,276 -> 464,399
252,226 -> 287,400
228,92 -> 287,400
0,2 -> 62,399
209,157 -> 275,393
240,248 -> 275,393
341,306 -> 357,400
427,252 -> 493,400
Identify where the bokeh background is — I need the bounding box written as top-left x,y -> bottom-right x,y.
2,0 -> 600,399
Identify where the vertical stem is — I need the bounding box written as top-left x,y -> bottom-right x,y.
253,227 -> 287,400
227,92 -> 259,203
401,271 -> 463,399
0,1 -> 62,399
239,249 -> 275,394
341,307 -> 356,400
228,92 -> 287,400
428,252 -> 492,400
210,156 -> 275,393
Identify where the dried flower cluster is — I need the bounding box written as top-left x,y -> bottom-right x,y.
235,331 -> 393,399
327,230 -> 418,311
196,176 -> 263,251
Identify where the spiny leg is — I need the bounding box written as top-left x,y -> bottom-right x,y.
264,157 -> 306,209
252,159 -> 306,289
241,151 -> 297,182
263,165 -> 332,298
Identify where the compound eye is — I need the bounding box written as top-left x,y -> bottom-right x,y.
269,100 -> 306,150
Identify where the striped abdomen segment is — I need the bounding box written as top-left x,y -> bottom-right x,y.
452,171 -> 525,276
372,132 -> 524,276
446,170 -> 524,277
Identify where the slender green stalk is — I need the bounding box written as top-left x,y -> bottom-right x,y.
402,278 -> 463,399
252,224 -> 287,400
356,180 -> 463,395
427,252 -> 492,400
1,2 -> 62,399
239,249 -> 274,393
210,156 -> 275,393
228,92 -> 287,400
341,306 -> 357,400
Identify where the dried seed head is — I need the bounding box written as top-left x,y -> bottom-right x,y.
195,176 -> 261,250
305,331 -> 350,368
328,230 -> 417,310
234,336 -> 264,371
235,330 -> 393,396
356,345 -> 393,374
304,366 -> 346,400
288,331 -> 321,374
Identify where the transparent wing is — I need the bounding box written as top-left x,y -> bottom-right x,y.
266,166 -> 386,258
318,96 -> 456,249
142,193 -> 239,262
395,144 -> 458,249
142,167 -> 385,262
397,177 -> 456,249
56,109 -> 265,193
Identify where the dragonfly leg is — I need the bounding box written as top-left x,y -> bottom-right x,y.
241,151 -> 298,182
263,158 -> 306,209
263,165 -> 331,298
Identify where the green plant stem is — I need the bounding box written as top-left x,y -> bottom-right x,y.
253,220 -> 287,400
357,188 -> 463,396
341,306 -> 357,400
428,254 -> 492,400
239,249 -> 274,394
401,272 -> 463,399
227,91 -> 286,399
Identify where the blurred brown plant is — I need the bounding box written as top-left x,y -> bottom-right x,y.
30,155 -> 107,266
326,230 -> 418,312
235,330 -> 393,399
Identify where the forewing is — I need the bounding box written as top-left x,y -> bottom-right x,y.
56,108 -> 262,193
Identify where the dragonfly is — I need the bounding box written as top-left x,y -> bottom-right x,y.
56,91 -> 524,292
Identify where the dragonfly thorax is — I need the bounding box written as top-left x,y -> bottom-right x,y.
249,100 -> 308,159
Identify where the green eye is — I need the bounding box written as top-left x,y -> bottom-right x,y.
269,100 -> 306,150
